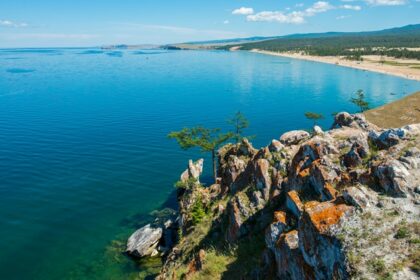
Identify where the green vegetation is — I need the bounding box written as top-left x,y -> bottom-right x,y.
174,177 -> 198,190
350,89 -> 370,113
219,25 -> 420,59
191,198 -> 206,225
168,127 -> 232,182
395,225 -> 410,239
227,111 -> 250,143
304,111 -> 324,126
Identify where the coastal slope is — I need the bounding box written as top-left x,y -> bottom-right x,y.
128,111 -> 420,279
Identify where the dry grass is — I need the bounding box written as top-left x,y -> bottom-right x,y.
364,91 -> 420,128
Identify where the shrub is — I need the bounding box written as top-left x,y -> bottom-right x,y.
191,199 -> 206,225
395,226 -> 410,239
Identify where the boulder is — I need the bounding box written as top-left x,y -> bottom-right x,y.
331,112 -> 376,131
342,186 -> 376,210
313,125 -> 324,136
369,129 -> 405,149
126,224 -> 163,258
373,159 -> 412,197
399,147 -> 420,170
342,141 -> 369,168
265,211 -> 287,249
280,130 -> 310,146
268,139 -> 284,152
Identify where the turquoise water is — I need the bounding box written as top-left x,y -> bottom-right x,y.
0,48 -> 418,279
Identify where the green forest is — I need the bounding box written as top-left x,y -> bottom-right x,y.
217,25 -> 420,60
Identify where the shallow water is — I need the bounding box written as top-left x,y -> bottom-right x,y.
0,48 -> 418,279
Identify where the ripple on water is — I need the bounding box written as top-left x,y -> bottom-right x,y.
106,51 -> 123,57
78,50 -> 104,55
6,68 -> 35,74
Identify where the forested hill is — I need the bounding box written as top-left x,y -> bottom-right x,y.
216,24 -> 420,59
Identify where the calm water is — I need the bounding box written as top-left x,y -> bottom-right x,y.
0,48 -> 419,279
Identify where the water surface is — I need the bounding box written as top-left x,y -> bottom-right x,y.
0,49 -> 418,279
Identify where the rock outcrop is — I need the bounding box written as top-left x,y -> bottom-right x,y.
152,112 -> 420,280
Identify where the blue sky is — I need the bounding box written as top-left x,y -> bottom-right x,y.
0,0 -> 419,47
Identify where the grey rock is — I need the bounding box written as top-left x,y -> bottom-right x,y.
180,159 -> 204,183
280,130 -> 310,146
268,139 -> 284,152
126,224 -> 163,258
313,125 -> 324,135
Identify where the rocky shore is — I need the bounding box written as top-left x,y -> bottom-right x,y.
127,112 -> 420,279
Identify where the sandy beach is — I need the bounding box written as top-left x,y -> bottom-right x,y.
251,49 -> 420,81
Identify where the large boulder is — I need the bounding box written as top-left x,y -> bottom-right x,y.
126,224 -> 163,258
372,159 -> 413,197
342,141 -> 369,168
368,129 -> 405,149
280,130 -> 310,146
331,112 -> 377,131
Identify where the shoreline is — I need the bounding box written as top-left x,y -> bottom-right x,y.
251,49 -> 420,81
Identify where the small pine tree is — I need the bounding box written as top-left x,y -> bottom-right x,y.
304,112 -> 324,126
168,127 -> 232,182
350,89 -> 370,112
227,111 -> 250,143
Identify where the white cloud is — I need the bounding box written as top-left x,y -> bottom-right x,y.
341,4 -> 362,10
0,19 -> 28,27
305,1 -> 335,16
336,15 -> 352,19
223,20 -> 229,24
365,0 -> 406,5
246,1 -> 334,24
232,7 -> 254,15
247,11 -> 305,24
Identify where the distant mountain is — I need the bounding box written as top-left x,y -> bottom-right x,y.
177,24 -> 420,47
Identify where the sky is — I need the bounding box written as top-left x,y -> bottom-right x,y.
0,0 -> 419,47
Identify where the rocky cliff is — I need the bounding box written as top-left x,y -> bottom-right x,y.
128,112 -> 420,280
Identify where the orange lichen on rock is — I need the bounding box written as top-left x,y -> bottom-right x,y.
304,201 -> 352,233
287,191 -> 304,211
273,211 -> 287,224
324,182 -> 338,199
298,167 -> 310,178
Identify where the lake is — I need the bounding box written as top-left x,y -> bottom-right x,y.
0,48 -> 418,279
